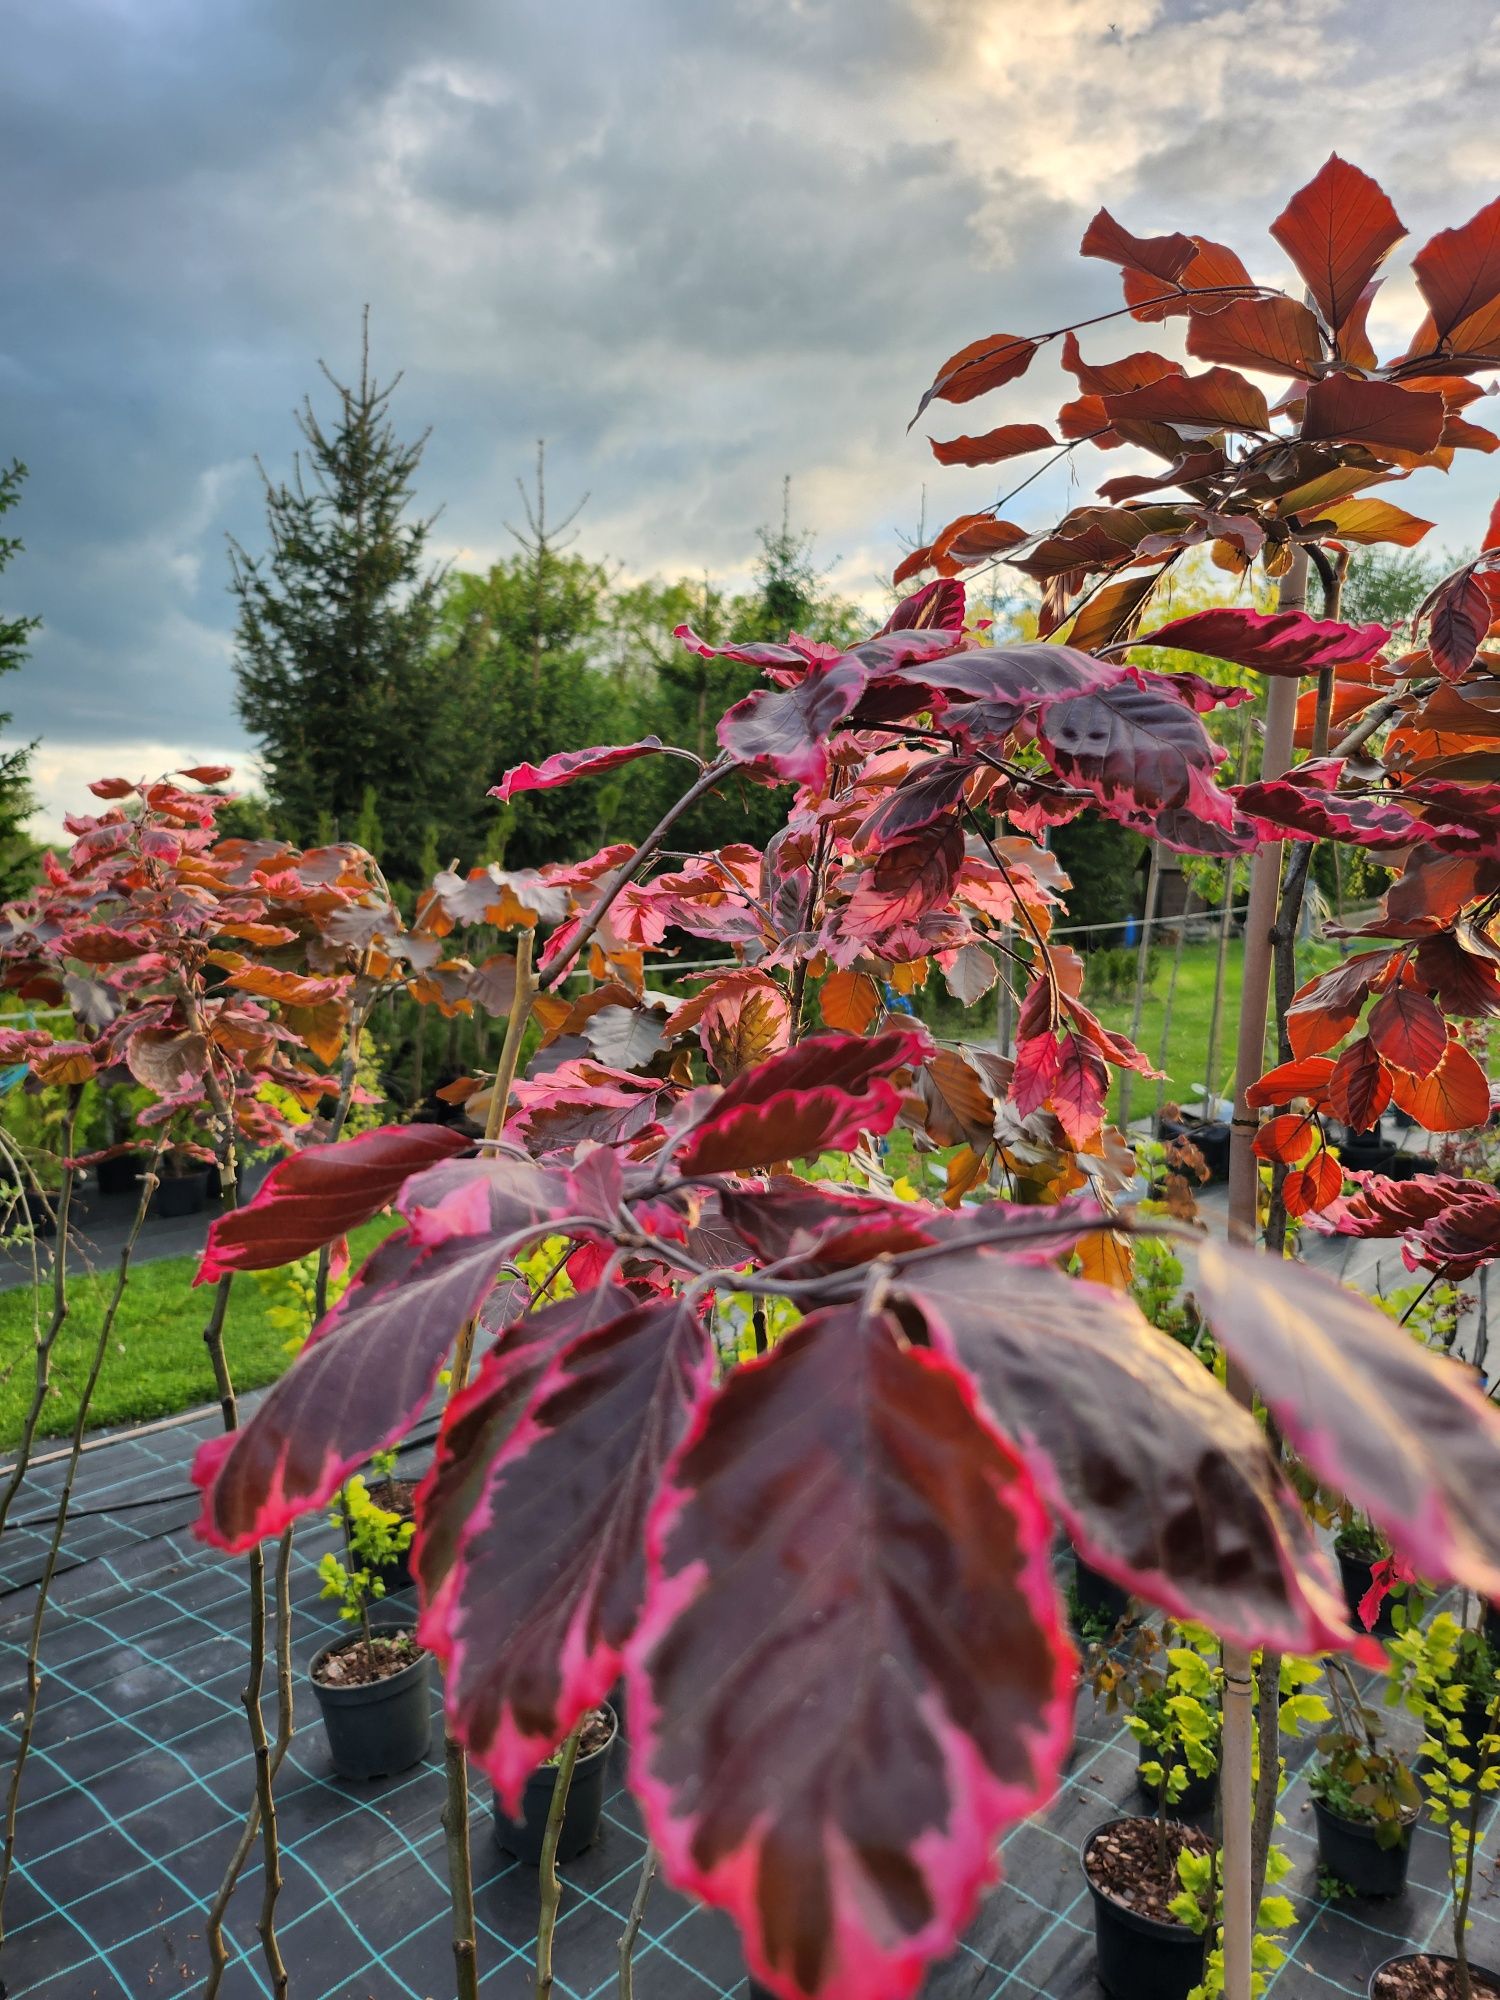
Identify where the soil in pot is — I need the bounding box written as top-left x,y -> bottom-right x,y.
1336,1542 -> 1398,1639
367,1475 -> 417,1593
309,1625 -> 431,1780
1312,1796 -> 1414,1898
1369,1953 -> 1500,1998
1083,1816 -> 1214,2000
494,1705 -> 617,1865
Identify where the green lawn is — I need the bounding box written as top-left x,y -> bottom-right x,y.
0,1216 -> 397,1452
1084,931 -> 1344,1125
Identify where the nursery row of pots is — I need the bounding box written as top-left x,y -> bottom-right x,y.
306,1535 -> 622,1863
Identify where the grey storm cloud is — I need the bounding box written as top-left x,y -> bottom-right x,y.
3,0 -> 1499,826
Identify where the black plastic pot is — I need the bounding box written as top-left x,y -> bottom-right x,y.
1074,1554 -> 1133,1633
1486,1601 -> 1500,1653
1157,1116 -> 1230,1182
96,1152 -> 145,1196
1082,1821 -> 1207,2000
1368,1951 -> 1500,1997
1312,1796 -> 1414,1898
493,1705 -> 617,1865
154,1168 -> 211,1218
1136,1744 -> 1218,1818
309,1625 -> 431,1780
1336,1545 -> 1397,1639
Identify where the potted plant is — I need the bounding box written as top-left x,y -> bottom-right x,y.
1081,1806 -> 1216,2000
363,1447 -> 417,1595
1377,1612 -> 1500,1998
1126,1624 -> 1221,1820
1071,1547 -> 1134,1638
152,1144 -> 214,1218
1335,1514 -> 1401,1638
492,1702 -> 618,1865
309,1479 -> 431,1781
1308,1665 -> 1421,1899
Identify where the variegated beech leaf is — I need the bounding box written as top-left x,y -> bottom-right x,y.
193,1226 -> 528,1551
894,1256 -> 1362,1657
627,1303 -> 1073,2000
196,1122 -> 471,1281
674,1029 -> 928,1176
1192,1240 -> 1500,1600
418,1293 -> 712,1808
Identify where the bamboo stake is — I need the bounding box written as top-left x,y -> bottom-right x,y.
1220,547 -> 1307,2000
1117,842 -> 1162,1133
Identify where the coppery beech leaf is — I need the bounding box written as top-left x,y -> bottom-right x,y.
421,1295 -> 713,1809
1388,1038 -> 1492,1132
197,1122 -> 471,1281
1269,155 -> 1405,335
1367,987 -> 1448,1077
125,1027 -> 209,1096
1301,376 -> 1445,458
899,1257 -> 1360,1656
1192,1240 -> 1500,1601
929,423 -> 1057,467
628,1304 -> 1073,2000
911,333 -> 1040,426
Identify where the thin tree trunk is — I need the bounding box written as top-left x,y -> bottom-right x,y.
1201,709 -> 1254,1119
618,1844 -> 657,2000
1220,547 -> 1307,2000
0,1089 -> 83,1541
536,1722 -> 584,2000
443,931 -> 540,2000
1116,842 -> 1162,1132
0,1135 -> 162,1947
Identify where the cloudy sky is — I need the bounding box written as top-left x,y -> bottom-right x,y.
4,0 -> 1499,831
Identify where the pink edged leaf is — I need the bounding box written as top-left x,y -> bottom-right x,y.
673,625 -> 841,673
627,1303 -> 1074,2000
1135,607 -> 1390,675
196,1122 -> 471,1282
1234,776 -> 1427,850
674,1029 -> 928,1177
420,1295 -> 713,1809
490,738 -> 670,801
877,579 -> 966,635
717,658 -> 869,790
1034,681 -> 1233,826
1192,1240 -> 1500,1601
897,1256 -> 1362,1657
1317,1172 -> 1500,1280
192,1226 -> 523,1552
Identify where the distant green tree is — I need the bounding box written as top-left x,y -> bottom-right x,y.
609,483 -> 863,854
230,317 -> 451,882
0,463 -> 39,895
436,445 -> 629,869
1340,546 -> 1446,635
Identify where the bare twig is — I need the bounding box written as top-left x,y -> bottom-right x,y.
0,1132 -> 164,1944
0,1088 -> 83,1541
536,1722 -> 585,2000
618,1844 -> 658,2000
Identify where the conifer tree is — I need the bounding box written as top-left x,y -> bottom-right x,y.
0,463 -> 39,896
230,315 -> 448,881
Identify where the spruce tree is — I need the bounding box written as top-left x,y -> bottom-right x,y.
0,463 -> 39,896
230,316 -> 449,881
